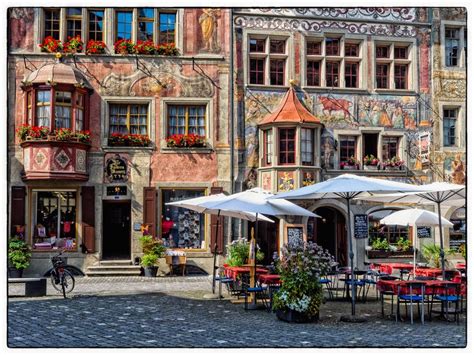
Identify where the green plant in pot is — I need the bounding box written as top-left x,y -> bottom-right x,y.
396,237 -> 411,252
421,243 -> 456,268
139,225 -> 166,277
8,237 -> 32,277
225,237 -> 264,266
272,238 -> 334,323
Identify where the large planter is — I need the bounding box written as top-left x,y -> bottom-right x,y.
367,250 -> 391,258
342,165 -> 358,170
8,267 -> 23,278
364,165 -> 379,170
276,308 -> 319,323
143,266 -> 158,277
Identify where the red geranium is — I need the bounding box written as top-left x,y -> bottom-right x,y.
86,40 -> 107,54
39,36 -> 63,53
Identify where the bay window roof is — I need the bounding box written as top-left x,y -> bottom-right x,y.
259,86 -> 321,126
22,62 -> 91,89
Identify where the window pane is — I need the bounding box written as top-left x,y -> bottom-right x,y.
249,58 -> 265,84
376,64 -> 389,89
344,43 -> 359,57
279,128 -> 295,165
270,39 -> 285,54
344,62 -> 358,88
382,137 -> 399,160
339,136 -> 356,163
307,41 -> 321,55
307,60 -> 321,86
159,13 -> 176,45
394,46 -> 408,59
301,128 -> 313,165
162,189 -> 205,249
88,10 -> 104,41
139,8 -> 154,18
443,109 -> 457,146
36,90 -> 51,127
138,21 -> 154,41
326,61 -> 339,87
249,38 -> 265,53
326,38 -> 340,56
44,9 -> 61,40
445,27 -> 460,66
116,11 -> 133,40
270,59 -> 285,85
394,64 -> 408,89
376,45 -> 389,58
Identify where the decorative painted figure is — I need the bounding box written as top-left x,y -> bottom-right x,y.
199,9 -> 220,52
451,154 -> 465,185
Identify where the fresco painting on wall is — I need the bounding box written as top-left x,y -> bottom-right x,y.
418,131 -> 431,164
444,153 -> 466,185
358,95 -> 417,129
312,94 -> 357,128
278,171 -> 295,192
261,171 -> 272,191
302,171 -> 316,186
320,128 -> 336,169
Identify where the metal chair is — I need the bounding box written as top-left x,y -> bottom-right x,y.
396,281 -> 426,324
379,275 -> 399,318
429,282 -> 461,324
241,273 -> 268,310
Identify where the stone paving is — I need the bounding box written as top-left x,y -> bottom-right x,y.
8,276 -> 467,348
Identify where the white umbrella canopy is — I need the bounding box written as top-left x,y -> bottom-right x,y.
379,208 -> 453,277
269,174 -> 426,319
357,181 -> 465,279
166,193 -> 274,222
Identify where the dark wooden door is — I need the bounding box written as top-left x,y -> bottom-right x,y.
315,207 -> 348,266
250,216 -> 279,265
102,201 -> 131,260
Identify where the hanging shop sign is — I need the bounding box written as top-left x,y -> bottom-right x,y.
418,132 -> 430,164
104,153 -> 129,183
286,224 -> 304,244
354,214 -> 369,239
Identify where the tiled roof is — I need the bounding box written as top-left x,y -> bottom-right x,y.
259,86 -> 321,125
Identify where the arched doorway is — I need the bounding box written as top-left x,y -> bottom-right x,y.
308,207 -> 347,266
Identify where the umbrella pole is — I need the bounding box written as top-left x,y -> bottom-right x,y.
437,201 -> 446,280
346,197 -> 356,317
211,210 -> 221,294
413,225 -> 417,277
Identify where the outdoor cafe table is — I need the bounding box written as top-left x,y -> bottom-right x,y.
258,273 -> 281,286
224,265 -> 269,281
377,279 -> 460,295
412,267 -> 443,278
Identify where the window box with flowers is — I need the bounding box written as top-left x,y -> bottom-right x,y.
39,36 -> 63,53
383,156 -> 405,171
339,156 -> 360,170
16,125 -> 91,144
86,40 -> 107,55
165,134 -> 207,148
114,39 -> 136,55
63,36 -> 84,54
108,133 -> 151,147
135,40 -> 157,55
363,154 -> 380,170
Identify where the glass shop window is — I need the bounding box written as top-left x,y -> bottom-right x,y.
32,191 -> 77,250
162,189 -> 205,249
449,207 -> 466,251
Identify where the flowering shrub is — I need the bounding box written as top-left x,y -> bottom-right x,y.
63,36 -> 84,53
272,238 -> 334,317
363,154 -> 379,166
166,134 -> 206,148
155,42 -> 180,56
135,40 -> 156,54
39,36 -> 63,53
225,237 -> 264,267
339,156 -> 359,169
114,39 -> 136,54
383,156 -> 405,168
108,133 -> 151,147
86,40 -> 107,54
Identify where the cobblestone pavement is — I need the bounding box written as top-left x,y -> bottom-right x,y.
8,276 -> 467,348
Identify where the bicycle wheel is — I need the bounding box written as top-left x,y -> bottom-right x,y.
50,270 -> 63,293
61,269 -> 75,297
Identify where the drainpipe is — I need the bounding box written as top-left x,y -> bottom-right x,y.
229,9 -> 235,242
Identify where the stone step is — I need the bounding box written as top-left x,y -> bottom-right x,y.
88,265 -> 141,272
86,270 -> 142,277
99,260 -> 134,266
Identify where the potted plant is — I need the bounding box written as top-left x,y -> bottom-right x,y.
363,154 -> 380,170
139,226 -> 166,277
55,128 -> 74,141
86,40 -> 107,54
75,130 -> 91,144
339,156 -> 359,170
135,40 -> 156,55
421,243 -> 455,268
8,237 -> 32,278
63,35 -> 84,54
383,156 -> 405,171
225,237 -> 264,267
165,134 -> 207,148
392,237 -> 413,256
272,238 -> 334,323
155,42 -> 180,56
367,237 -> 391,258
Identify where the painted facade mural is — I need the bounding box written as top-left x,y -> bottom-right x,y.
278,171 -> 295,192
358,96 -> 417,129
444,153 -> 466,185
261,171 -> 272,191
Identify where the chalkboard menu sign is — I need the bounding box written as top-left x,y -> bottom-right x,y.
417,226 -> 432,239
354,214 -> 368,239
287,226 -> 304,244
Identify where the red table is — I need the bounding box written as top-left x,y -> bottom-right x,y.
224,266 -> 268,280
377,279 -> 460,295
412,267 -> 443,278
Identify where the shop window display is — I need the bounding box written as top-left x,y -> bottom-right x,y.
449,207 -> 465,251
368,209 -> 409,246
32,191 -> 77,250
162,189 -> 205,249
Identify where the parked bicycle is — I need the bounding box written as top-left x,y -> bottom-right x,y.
50,250 -> 75,298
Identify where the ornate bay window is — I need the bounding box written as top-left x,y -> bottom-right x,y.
19,63 -> 92,181
258,86 -> 322,192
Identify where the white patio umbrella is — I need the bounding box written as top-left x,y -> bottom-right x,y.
269,174 -> 426,320
379,208 -> 453,277
166,193 -> 274,294
357,182 -> 465,279
198,188 -> 319,307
